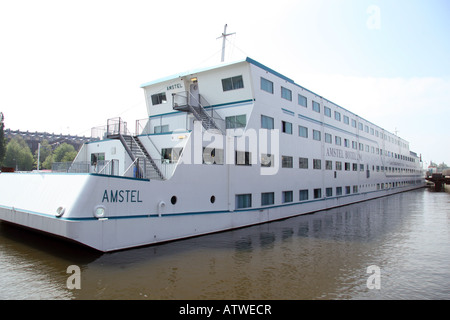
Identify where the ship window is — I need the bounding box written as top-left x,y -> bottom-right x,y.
313,159 -> 321,170
210,195 -> 216,204
336,161 -> 342,170
161,148 -> 183,162
282,191 -> 293,203
335,111 -> 341,121
226,114 -> 246,129
344,139 -> 349,148
335,136 -> 342,146
236,151 -> 252,166
281,86 -> 292,101
312,101 -> 320,113
261,115 -> 274,130
261,154 -> 273,167
282,121 -> 292,134
325,160 -> 333,170
325,133 -> 332,144
343,115 -> 349,125
260,77 -> 273,93
154,124 -> 169,134
282,156 -> 293,168
314,188 -> 322,199
299,125 -> 308,138
261,192 -> 274,206
299,157 -> 308,169
313,130 -> 321,141
298,94 -> 307,107
203,148 -> 224,165
324,106 -> 331,117
236,194 -> 252,209
151,92 -> 167,105
299,189 -> 309,201
171,196 -> 177,205
222,75 -> 244,91
326,188 -> 333,197
336,187 -> 343,196
91,153 -> 105,165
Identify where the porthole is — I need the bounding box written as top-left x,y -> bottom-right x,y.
210,195 -> 216,204
93,205 -> 106,219
170,196 -> 177,205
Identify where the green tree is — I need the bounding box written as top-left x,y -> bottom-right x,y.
36,143 -> 78,170
42,154 -> 54,170
3,136 -> 34,171
53,143 -> 77,163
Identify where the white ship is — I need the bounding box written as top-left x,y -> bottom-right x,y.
0,57 -> 424,252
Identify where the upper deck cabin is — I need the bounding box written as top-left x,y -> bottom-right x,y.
70,57 -> 421,183
140,59 -> 253,117
139,57 -> 415,162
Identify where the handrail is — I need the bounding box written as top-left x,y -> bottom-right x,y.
98,159 -> 113,174
123,157 -> 140,177
135,119 -> 163,158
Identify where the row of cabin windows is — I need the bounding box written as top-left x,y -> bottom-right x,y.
157,111 -> 416,164
279,117 -> 413,160
236,179 -> 421,209
236,186 -> 358,209
283,156 -> 364,171
260,76 -> 409,149
281,156 -> 419,175
193,148 -> 420,174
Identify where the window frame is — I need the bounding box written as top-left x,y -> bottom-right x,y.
281,86 -> 292,101
222,75 -> 244,91
260,77 -> 274,94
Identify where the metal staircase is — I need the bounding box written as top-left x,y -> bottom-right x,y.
121,134 -> 164,180
173,91 -> 225,133
106,118 -> 164,180
190,106 -> 221,131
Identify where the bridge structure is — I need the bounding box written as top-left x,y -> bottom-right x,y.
4,129 -> 98,154
425,173 -> 450,192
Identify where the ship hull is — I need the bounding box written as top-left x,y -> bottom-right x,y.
0,172 -> 424,252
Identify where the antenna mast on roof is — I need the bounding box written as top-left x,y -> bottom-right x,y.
217,24 -> 235,62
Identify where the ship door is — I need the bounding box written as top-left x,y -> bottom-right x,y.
189,82 -> 199,107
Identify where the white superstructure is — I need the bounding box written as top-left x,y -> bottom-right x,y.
0,57 -> 424,252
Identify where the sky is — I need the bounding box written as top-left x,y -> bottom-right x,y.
0,0 -> 449,167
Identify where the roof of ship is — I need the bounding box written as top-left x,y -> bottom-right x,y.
139,57 -> 294,88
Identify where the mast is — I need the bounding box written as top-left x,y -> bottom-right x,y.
217,24 -> 235,62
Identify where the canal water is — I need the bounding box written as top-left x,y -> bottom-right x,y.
0,188 -> 449,300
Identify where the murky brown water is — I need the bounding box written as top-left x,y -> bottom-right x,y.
1,188 -> 449,300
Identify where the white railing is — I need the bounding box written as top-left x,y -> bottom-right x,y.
52,160 -> 119,176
